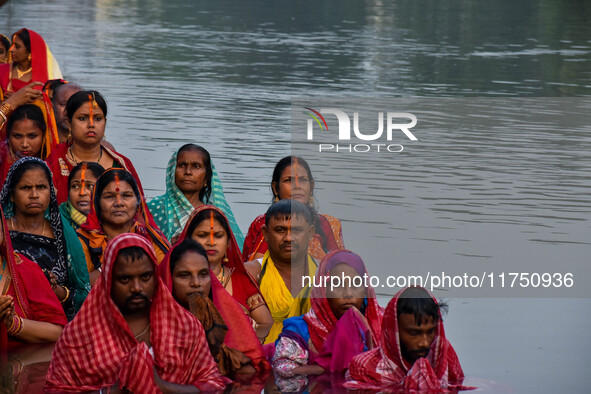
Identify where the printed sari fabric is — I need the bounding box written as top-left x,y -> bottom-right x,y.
273,250 -> 383,376
243,213 -> 345,261
259,251 -> 317,344
148,148 -> 244,247
0,157 -> 90,320
0,29 -> 62,95
345,287 -> 468,391
45,233 -> 225,393
0,206 -> 67,353
45,141 -> 147,204
76,169 -> 170,272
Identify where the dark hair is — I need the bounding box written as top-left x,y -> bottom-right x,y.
67,162 -> 106,189
0,35 -> 10,53
169,238 -> 209,275
6,104 -> 46,138
66,90 -> 108,120
185,208 -> 231,241
176,144 -> 212,203
8,160 -> 51,198
116,246 -> 148,262
93,169 -> 140,221
264,199 -> 313,227
271,156 -> 314,203
43,79 -> 67,97
12,29 -> 30,53
396,287 -> 448,326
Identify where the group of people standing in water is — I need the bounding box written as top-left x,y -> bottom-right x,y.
0,28 -> 470,392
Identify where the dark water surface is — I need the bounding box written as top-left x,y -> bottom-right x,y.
2,0 -> 591,392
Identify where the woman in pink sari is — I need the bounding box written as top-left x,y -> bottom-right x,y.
271,250 -> 383,390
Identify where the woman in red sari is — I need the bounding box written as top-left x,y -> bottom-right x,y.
45,90 -> 146,204
161,205 -> 272,342
166,238 -> 269,376
0,29 -> 62,97
0,206 -> 67,353
243,156 -> 345,262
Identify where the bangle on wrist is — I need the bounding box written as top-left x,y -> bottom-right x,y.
59,286 -> 71,303
7,315 -> 24,337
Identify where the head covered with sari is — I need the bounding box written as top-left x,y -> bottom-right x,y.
79,168 -> 170,263
45,233 -> 224,393
346,286 -> 467,391
148,145 -> 244,247
0,28 -> 62,94
0,157 -> 89,319
304,250 -> 383,353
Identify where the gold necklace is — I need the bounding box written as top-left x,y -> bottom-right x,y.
216,265 -> 225,286
15,65 -> 32,79
68,146 -> 103,164
134,322 -> 151,340
11,217 -> 47,237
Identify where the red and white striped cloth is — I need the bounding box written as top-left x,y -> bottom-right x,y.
345,287 -> 472,392
45,233 -> 225,393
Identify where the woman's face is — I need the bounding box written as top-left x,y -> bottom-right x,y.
9,119 -> 43,158
190,216 -> 229,267
326,263 -> 365,320
0,44 -> 8,63
272,163 -> 313,205
9,36 -> 29,65
68,170 -> 99,215
98,179 -> 138,228
68,103 -> 106,148
172,251 -> 211,309
175,150 -> 207,195
12,167 -> 51,217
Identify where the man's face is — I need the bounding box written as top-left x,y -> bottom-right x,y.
53,85 -> 81,132
398,313 -> 437,364
263,213 -> 313,263
110,252 -> 156,316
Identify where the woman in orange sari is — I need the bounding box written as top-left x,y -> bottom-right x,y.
0,29 -> 61,97
76,169 -> 170,287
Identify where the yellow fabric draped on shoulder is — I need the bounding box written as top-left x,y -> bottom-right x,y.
259,251 -> 317,344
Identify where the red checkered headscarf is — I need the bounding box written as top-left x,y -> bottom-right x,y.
345,287 -> 468,391
45,233 -> 224,393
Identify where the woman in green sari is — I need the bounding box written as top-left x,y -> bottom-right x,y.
148,144 -> 243,247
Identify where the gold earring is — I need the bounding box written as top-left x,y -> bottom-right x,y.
27,53 -> 31,62
223,256 -> 229,264
274,196 -> 279,202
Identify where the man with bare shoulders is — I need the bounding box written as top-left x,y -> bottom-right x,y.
245,199 -> 317,344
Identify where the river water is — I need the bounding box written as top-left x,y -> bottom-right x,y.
2,0 -> 591,392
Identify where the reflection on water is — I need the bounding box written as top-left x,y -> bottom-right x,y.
1,0 -> 591,393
